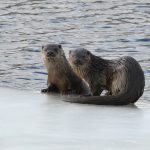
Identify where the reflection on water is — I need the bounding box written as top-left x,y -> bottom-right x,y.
0,0 -> 149,99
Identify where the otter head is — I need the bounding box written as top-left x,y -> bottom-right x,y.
69,48 -> 91,68
42,44 -> 64,63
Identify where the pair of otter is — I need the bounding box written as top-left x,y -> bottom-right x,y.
42,44 -> 145,105
41,44 -> 91,96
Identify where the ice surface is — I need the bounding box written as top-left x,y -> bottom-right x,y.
0,87 -> 150,150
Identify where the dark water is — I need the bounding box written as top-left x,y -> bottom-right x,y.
0,0 -> 150,99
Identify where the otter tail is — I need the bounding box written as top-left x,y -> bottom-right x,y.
65,92 -> 140,105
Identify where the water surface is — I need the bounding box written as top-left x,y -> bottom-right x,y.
0,0 -> 149,98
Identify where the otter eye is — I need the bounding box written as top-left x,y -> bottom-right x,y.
58,44 -> 62,49
42,45 -> 44,49
69,50 -> 71,54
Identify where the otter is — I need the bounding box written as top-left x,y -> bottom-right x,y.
41,44 -> 91,95
67,48 -> 145,105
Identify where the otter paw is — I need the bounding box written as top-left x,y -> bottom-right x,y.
41,88 -> 48,93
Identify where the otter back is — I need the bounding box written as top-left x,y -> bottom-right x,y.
68,49 -> 145,105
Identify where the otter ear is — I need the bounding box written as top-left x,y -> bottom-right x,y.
58,44 -> 62,49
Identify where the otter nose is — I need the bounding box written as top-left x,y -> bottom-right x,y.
47,51 -> 55,57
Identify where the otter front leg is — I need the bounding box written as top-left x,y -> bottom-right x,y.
41,84 -> 59,93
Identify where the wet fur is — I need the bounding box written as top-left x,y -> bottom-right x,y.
68,49 -> 145,105
41,44 -> 91,95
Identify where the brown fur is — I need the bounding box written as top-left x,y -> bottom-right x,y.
67,48 -> 145,105
41,44 -> 91,95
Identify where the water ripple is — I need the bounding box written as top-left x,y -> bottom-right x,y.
136,38 -> 150,42
0,0 -> 149,96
